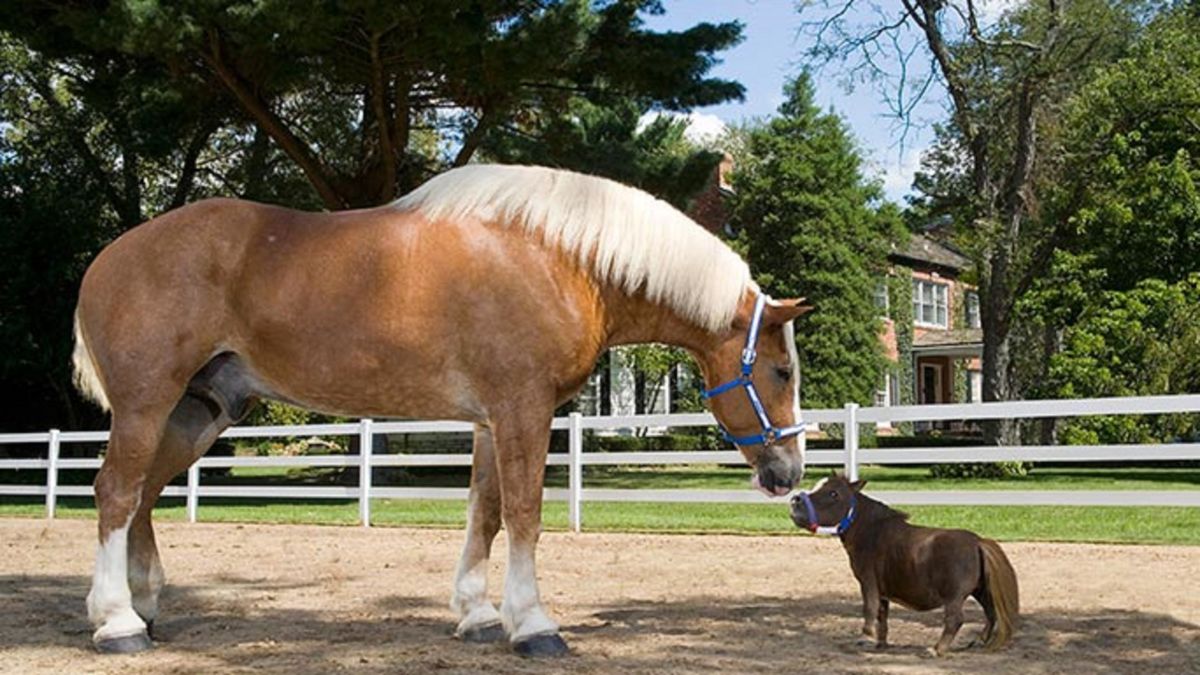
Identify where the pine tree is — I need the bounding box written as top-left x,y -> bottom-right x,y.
730,74 -> 902,409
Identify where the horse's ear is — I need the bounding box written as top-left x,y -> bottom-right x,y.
850,480 -> 867,493
764,298 -> 813,325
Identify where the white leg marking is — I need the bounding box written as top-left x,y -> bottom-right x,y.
499,530 -> 557,642
450,494 -> 501,634
86,512 -> 148,642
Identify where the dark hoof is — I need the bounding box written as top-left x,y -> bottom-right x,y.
513,633 -> 569,658
460,622 -> 506,644
95,631 -> 153,654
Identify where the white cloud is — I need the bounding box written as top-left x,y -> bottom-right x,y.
874,144 -> 926,203
638,111 -> 729,146
974,0 -> 1021,25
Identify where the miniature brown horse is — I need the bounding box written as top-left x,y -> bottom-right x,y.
72,164 -> 811,656
791,475 -> 1019,656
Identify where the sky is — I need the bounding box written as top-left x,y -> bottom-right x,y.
640,1 -> 955,204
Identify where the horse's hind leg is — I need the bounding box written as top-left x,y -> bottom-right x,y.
87,405 -> 176,653
127,387 -> 241,631
929,596 -> 967,657
969,587 -> 996,647
450,425 -> 505,643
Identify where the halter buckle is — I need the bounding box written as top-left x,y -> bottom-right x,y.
740,347 -> 757,367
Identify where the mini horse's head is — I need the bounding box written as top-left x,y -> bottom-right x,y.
699,294 -> 811,496
790,474 -> 866,533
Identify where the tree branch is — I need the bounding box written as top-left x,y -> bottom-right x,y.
170,121 -> 217,209
203,30 -> 347,210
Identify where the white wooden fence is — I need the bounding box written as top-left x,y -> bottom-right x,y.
2,394 -> 1200,532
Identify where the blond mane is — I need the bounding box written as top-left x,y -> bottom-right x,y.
393,164 -> 754,332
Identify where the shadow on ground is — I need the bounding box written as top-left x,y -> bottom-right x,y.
2,574 -> 1196,674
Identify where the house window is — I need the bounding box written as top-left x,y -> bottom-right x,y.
873,281 -> 890,316
912,279 -> 949,328
966,292 -> 981,329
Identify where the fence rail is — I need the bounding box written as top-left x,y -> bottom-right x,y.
3,394 -> 1200,531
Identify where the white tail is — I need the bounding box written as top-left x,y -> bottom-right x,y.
72,310 -> 110,412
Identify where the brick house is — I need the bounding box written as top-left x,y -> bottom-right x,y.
878,234 -> 983,431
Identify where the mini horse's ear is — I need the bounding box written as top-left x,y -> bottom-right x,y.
850,480 -> 867,493
764,298 -> 813,325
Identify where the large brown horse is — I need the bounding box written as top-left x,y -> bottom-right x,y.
72,164 -> 810,656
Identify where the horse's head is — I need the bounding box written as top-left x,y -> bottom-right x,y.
790,473 -> 865,533
699,294 -> 811,496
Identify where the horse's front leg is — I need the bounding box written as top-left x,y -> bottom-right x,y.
450,425 -> 505,643
492,413 -> 567,657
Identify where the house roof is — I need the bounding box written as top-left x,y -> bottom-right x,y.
912,329 -> 979,348
890,234 -> 971,273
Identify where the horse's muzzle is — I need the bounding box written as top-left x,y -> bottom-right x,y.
753,457 -> 802,497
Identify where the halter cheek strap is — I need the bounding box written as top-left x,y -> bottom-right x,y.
701,293 -> 805,446
798,491 -> 856,536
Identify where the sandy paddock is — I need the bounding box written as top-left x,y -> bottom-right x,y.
1,518 -> 1197,674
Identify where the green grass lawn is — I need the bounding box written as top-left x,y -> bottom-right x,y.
3,463 -> 1198,545
3,494 -> 1199,545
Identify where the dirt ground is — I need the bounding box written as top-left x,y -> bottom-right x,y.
1,519 -> 1197,674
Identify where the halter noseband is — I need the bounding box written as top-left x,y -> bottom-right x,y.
701,294 -> 805,447
797,490 -> 857,536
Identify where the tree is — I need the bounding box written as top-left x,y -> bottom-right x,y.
803,0 -> 1146,443
483,97 -> 721,209
1,0 -> 745,209
1015,7 -> 1200,443
730,74 -> 904,409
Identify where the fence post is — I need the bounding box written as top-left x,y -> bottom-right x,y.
359,418 -> 374,528
568,412 -> 583,533
45,429 -> 60,520
186,462 -> 200,523
843,403 -> 859,482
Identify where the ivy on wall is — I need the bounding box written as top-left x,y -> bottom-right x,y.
886,265 -> 915,435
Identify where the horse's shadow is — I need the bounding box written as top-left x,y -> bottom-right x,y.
3,574 -> 1197,674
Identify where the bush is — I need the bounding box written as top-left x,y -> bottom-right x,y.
929,461 -> 1030,479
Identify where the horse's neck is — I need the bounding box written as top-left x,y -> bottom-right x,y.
842,496 -> 903,550
600,288 -> 723,354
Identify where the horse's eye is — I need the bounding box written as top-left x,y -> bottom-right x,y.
775,366 -> 792,382
829,491 -> 839,499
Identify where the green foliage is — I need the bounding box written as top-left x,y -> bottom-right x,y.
483,98 -> 721,210
1045,276 -> 1200,444
1050,9 -> 1200,292
930,462 -> 1029,479
1013,9 -> 1200,445
730,74 -> 904,409
0,0 -> 745,208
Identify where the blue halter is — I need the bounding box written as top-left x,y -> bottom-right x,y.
701,294 -> 805,447
797,490 -> 857,536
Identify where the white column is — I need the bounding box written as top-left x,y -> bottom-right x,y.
186,462 -> 200,523
359,418 -> 374,527
45,429 -> 60,519
843,403 -> 860,482
568,412 -> 583,533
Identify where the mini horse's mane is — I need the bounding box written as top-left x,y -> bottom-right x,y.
393,164 -> 755,333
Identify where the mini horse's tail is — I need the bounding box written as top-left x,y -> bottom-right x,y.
980,538 -> 1019,650
72,308 -> 111,412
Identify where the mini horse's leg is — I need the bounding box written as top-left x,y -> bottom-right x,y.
491,413 -> 566,657
451,425 -> 505,643
876,598 -> 890,649
929,596 -> 966,657
87,407 -> 174,653
856,581 -> 881,648
970,587 -> 996,647
127,393 -> 234,631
